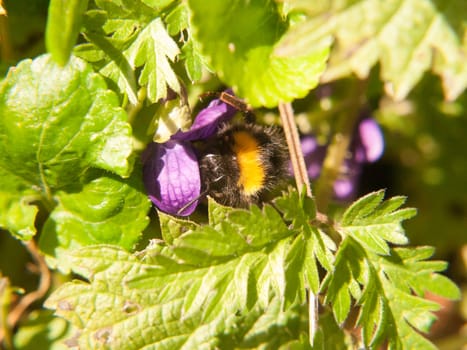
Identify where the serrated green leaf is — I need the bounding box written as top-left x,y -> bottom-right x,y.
381,283 -> 439,350
229,205 -> 290,247
313,312 -> 349,350
275,190 -> 334,278
288,0 -> 467,100
324,233 -> 459,349
217,297 -> 306,349
326,192 -> 455,347
275,189 -> 316,223
181,39 -> 205,83
207,197 -> 235,229
188,0 -> 330,107
356,276 -> 387,347
377,247 -> 461,300
0,54 -> 133,239
131,18 -> 181,102
323,238 -> 364,324
341,190 -> 386,225
421,273 -> 461,299
158,211 -> 198,244
80,2 -> 182,105
39,171 -> 150,270
45,242 -> 293,348
301,236 -> 320,294
140,0 -> 175,11
165,2 -> 189,36
172,225 -> 248,265
46,196 -> 314,349
46,0 -> 89,66
341,191 -> 415,254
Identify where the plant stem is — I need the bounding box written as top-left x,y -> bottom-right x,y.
315,79 -> 367,212
0,277 -> 12,349
278,102 -> 312,198
127,87 -> 146,126
278,102 -> 317,345
7,241 -> 51,331
0,1 -> 12,62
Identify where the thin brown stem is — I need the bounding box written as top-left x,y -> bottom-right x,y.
278,102 -> 312,197
0,1 -> 12,62
278,101 -> 318,344
7,240 -> 51,328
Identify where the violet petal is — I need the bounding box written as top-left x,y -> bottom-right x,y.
300,135 -> 327,179
172,98 -> 237,141
333,158 -> 362,201
355,118 -> 384,163
143,141 -> 201,216
334,177 -> 357,201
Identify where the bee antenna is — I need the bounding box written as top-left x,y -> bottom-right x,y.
176,189 -> 210,216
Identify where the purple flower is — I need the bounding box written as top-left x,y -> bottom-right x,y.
300,135 -> 327,179
301,117 -> 384,201
143,93 -> 237,216
143,141 -> 201,216
354,118 -> 385,163
172,98 -> 237,141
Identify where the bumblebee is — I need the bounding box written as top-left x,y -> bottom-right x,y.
198,118 -> 288,208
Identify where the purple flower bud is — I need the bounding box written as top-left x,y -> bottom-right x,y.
334,158 -> 362,201
354,118 -> 384,163
300,135 -> 327,179
333,177 -> 356,200
299,117 -> 384,202
143,140 -> 201,216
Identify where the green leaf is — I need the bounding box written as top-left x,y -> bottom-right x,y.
228,205 -> 290,247
0,54 -> 134,238
188,0 -> 331,107
287,0 -> 467,101
323,238 -> 365,324
130,18 -> 181,103
275,190 -> 335,293
39,170 -> 150,270
166,2 -> 206,82
13,310 -> 73,350
165,2 -> 189,36
0,54 -> 133,183
323,237 -> 460,349
139,0 -> 176,12
207,197 -> 233,229
158,211 -> 198,245
218,298 -> 306,349
377,247 -> 461,300
341,191 -> 416,255
46,0 -> 89,66
0,169 -> 38,240
181,39 -> 205,83
81,3 -> 182,105
313,312 -> 349,350
323,192 -> 460,348
45,195 -> 319,349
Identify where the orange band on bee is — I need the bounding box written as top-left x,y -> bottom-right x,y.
232,131 -> 265,195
